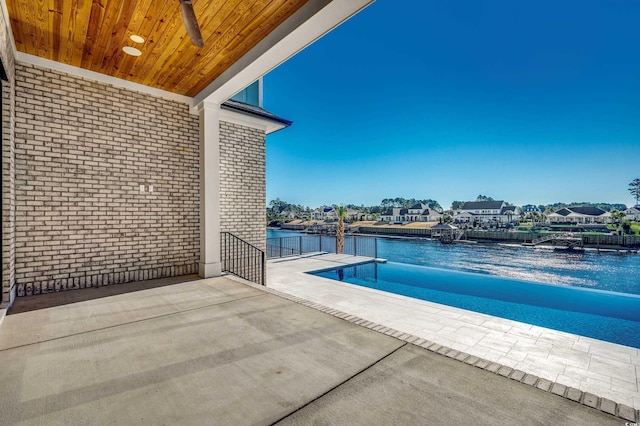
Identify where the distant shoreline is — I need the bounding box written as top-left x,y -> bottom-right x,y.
268,226 -> 640,252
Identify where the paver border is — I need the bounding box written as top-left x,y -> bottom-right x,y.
233,275 -> 640,423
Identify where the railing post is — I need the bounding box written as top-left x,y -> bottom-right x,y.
319,235 -> 322,252
261,250 -> 266,285
279,238 -> 283,258
354,236 -> 357,257
299,235 -> 302,255
374,237 -> 378,259
220,232 -> 224,271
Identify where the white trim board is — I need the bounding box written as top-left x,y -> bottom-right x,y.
0,0 -> 17,58
195,0 -> 374,107
16,52 -> 193,105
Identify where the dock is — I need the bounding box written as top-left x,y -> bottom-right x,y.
526,233 -> 584,250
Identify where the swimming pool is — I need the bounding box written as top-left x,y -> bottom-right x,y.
310,261 -> 640,348
267,230 -> 640,294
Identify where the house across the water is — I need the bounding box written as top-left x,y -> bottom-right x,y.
380,204 -> 441,224
546,207 -> 612,224
625,206 -> 640,221
453,201 -> 521,224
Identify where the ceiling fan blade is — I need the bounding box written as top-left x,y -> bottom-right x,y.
179,0 -> 204,48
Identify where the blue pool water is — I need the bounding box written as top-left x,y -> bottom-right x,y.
267,230 -> 640,295
311,261 -> 640,348
267,230 -> 640,347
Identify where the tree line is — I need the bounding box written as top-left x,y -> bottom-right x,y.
268,178 -> 640,222
379,198 -> 442,211
542,202 -> 627,212
267,197 -> 445,220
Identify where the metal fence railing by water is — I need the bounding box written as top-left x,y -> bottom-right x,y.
221,232 -> 265,286
266,235 -> 377,259
341,236 -> 377,258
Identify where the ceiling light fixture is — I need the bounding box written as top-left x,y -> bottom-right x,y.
122,46 -> 142,57
130,34 -> 145,43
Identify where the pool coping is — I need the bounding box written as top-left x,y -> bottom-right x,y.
258,253 -> 640,421
307,259 -> 640,341
237,276 -> 638,422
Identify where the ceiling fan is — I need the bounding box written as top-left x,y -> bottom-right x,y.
179,0 -> 204,48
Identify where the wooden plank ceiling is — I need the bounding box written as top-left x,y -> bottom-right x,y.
7,0 -> 308,97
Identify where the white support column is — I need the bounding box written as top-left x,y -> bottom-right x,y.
199,101 -> 222,278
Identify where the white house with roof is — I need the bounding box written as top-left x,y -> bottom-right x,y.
624,206 -> 640,221
521,204 -> 541,213
380,204 -> 441,223
406,204 -> 439,221
546,207 -> 612,224
311,207 -> 359,221
312,207 -> 336,221
453,201 -> 520,224
346,208 -> 360,220
380,208 -> 407,223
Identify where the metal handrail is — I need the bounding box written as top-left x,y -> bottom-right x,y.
266,235 -> 377,259
221,232 -> 265,286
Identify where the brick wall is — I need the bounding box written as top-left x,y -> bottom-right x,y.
219,121 -> 266,251
13,63 -> 200,295
1,5 -> 16,306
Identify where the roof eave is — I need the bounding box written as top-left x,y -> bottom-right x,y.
221,100 -> 292,134
193,0 -> 375,109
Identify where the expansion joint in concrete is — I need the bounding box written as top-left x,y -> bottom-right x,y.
270,342 -> 408,425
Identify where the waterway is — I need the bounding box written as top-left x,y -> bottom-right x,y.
267,229 -> 640,296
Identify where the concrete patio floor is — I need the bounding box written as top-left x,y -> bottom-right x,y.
0,274 -> 629,425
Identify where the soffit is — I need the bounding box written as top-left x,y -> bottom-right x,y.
6,0 -> 308,97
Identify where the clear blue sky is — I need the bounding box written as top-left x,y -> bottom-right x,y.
263,0 -> 639,210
